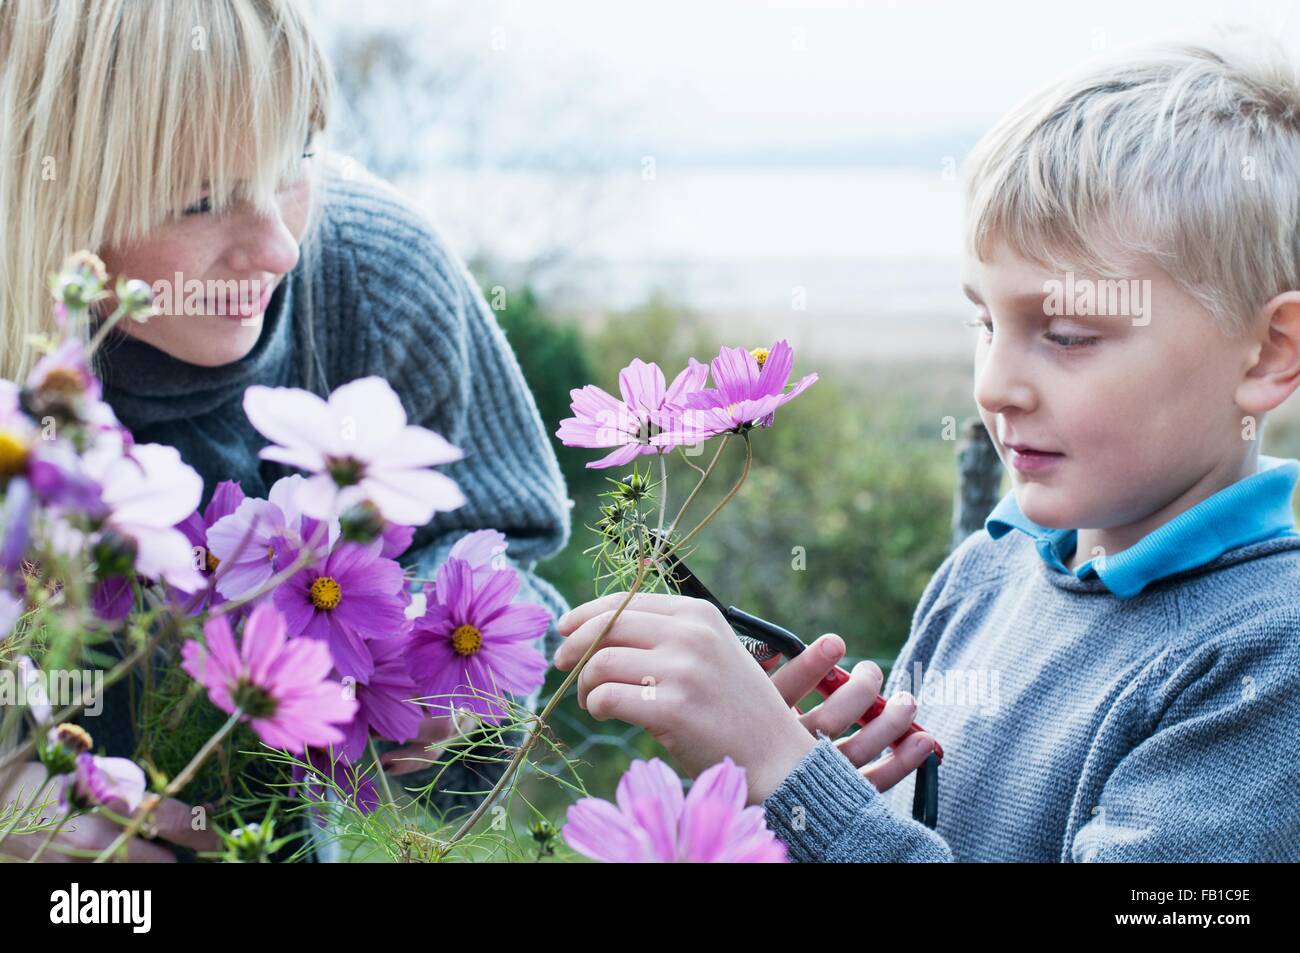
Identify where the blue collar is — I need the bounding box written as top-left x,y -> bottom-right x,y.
984,455 -> 1300,598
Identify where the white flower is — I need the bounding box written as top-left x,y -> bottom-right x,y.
87,442 -> 205,591
242,376 -> 466,526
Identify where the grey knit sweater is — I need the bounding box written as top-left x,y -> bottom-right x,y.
92,161 -> 572,829
761,526 -> 1300,862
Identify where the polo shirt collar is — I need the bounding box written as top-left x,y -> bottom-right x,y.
984,455 -> 1300,598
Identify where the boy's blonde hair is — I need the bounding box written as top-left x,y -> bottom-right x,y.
0,0 -> 334,382
964,29 -> 1300,338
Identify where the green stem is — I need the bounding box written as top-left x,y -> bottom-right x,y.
92,708 -> 243,863
82,302 -> 130,360
369,738 -> 397,808
0,770 -> 54,851
664,435 -> 731,546
654,454 -> 668,540
443,560 -> 653,849
27,810 -> 72,863
662,432 -> 751,558
0,610 -> 178,777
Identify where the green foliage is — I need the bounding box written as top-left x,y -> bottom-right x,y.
476,274 -> 970,817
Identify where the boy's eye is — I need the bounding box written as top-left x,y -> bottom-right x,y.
965,314 -> 1099,349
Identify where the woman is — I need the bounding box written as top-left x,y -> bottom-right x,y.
0,0 -> 571,860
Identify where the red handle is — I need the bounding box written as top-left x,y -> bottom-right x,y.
816,665 -> 944,763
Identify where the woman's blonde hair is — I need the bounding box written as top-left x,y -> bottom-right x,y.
0,0 -> 334,382
964,28 -> 1300,339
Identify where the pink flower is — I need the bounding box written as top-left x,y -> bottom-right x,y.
273,537 -> 411,684
206,475 -> 338,601
404,557 -> 550,722
656,340 -> 817,445
181,602 -> 358,754
449,528 -> 509,588
243,377 -> 466,525
173,479 -> 246,612
556,358 -> 708,469
563,756 -> 787,862
58,753 -> 147,815
338,634 -> 425,759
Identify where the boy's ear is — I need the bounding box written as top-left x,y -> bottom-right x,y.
1237,291 -> 1300,416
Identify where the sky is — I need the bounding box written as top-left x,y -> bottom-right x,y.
316,0 -> 1300,166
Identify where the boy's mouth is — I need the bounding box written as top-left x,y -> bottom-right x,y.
1004,441 -> 1063,456
1004,442 -> 1065,474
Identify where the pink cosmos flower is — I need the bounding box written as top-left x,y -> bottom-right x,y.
449,528 -> 510,588
556,357 -> 708,468
273,537 -> 411,684
655,340 -> 817,445
206,475 -> 339,601
404,557 -> 550,722
338,634 -> 425,760
563,756 -> 787,863
243,376 -> 466,526
181,602 -> 358,754
173,479 -> 246,612
57,753 -> 147,815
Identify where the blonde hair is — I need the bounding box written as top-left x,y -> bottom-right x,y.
0,0 -> 334,382
964,28 -> 1300,338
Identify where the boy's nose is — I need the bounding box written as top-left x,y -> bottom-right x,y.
973,339 -> 1037,415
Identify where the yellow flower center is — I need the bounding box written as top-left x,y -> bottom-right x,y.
309,576 -> 343,611
451,623 -> 483,656
0,430 -> 29,477
207,551 -> 220,572
750,347 -> 769,368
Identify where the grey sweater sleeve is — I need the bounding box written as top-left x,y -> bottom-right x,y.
760,545 -> 968,862
762,733 -> 955,862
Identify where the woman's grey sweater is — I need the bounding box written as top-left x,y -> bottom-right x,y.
91,160 -> 572,831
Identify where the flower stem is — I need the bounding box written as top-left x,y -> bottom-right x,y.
369,738 -> 397,808
664,435 -> 731,545
27,810 -> 72,862
0,770 -> 54,852
82,302 -> 130,361
663,433 -> 751,562
0,611 -> 179,777
442,559 -> 652,848
92,708 -> 243,863
654,454 -> 668,540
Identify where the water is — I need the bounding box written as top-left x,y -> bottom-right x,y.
398,167 -> 974,344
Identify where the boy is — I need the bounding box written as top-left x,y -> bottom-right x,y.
554,33 -> 1300,862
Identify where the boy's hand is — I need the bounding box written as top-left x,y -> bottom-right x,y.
556,591 -> 821,804
768,633 -> 938,792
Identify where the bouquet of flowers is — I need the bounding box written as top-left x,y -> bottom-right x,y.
0,252 -> 558,862
0,252 -> 816,863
